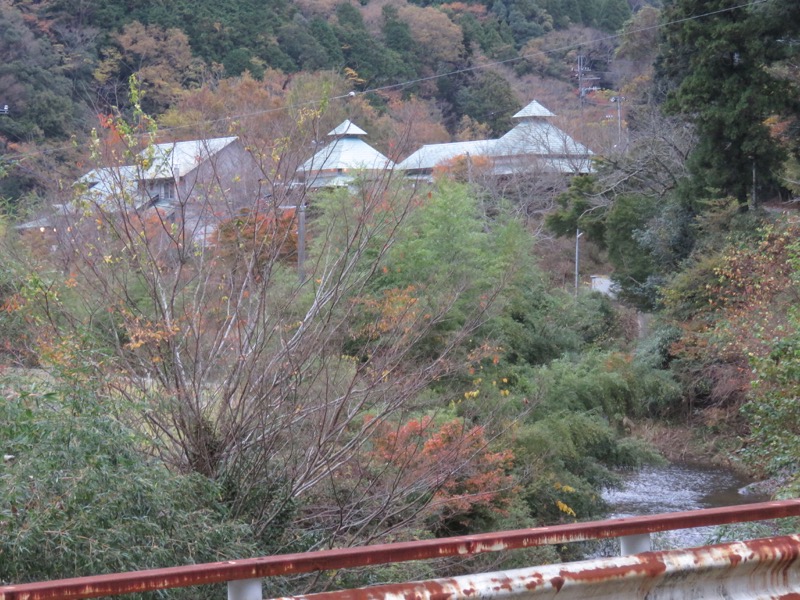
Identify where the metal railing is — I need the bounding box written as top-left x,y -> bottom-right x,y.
2,500 -> 800,600
272,535 -> 800,600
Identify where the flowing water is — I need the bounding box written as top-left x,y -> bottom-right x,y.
599,462 -> 772,553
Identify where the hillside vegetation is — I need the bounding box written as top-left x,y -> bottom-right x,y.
2,0 -> 800,593
1,0 -> 641,201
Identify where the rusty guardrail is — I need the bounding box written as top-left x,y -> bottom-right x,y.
1,500 -> 799,600
273,535 -> 800,600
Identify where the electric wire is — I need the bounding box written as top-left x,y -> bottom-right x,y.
0,0 -> 771,165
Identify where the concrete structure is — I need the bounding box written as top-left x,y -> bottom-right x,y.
590,275 -> 617,297
397,100 -> 593,181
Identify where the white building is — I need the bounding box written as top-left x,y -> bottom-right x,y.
295,120 -> 395,190
397,100 -> 593,181
18,136 -> 263,244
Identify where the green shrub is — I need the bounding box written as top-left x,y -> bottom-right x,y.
635,324 -> 682,370
530,351 -> 681,421
0,378 -> 261,595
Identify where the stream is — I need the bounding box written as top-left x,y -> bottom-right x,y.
599,462 -> 772,553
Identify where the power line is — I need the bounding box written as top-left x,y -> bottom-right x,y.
0,0 -> 770,165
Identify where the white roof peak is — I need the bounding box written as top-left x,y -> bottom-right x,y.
513,100 -> 555,119
328,120 -> 367,137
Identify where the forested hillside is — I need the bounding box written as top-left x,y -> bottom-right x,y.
1,0 -> 641,202
2,0 -> 800,593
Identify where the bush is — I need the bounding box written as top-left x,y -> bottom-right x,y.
0,376 -> 261,594
513,411 -> 662,524
530,351 -> 681,421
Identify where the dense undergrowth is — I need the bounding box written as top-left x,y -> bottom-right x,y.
0,173 -> 674,590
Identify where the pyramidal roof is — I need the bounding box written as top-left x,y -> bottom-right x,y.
328,119 -> 367,137
396,99 -> 592,177
513,100 -> 555,119
299,121 -> 394,187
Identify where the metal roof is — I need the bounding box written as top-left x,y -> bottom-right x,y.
496,120 -> 593,157
396,101 -> 592,175
18,165 -> 143,228
512,99 -> 555,119
140,136 -> 238,179
19,136 -> 240,230
67,165 -> 145,215
491,156 -> 593,176
327,119 -> 367,137
396,140 -> 496,171
299,136 -> 394,174
77,166 -> 140,202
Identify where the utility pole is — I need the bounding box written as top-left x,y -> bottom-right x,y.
575,228 -> 583,297
280,202 -> 307,282
576,54 -> 600,105
297,203 -> 306,282
610,96 -> 624,147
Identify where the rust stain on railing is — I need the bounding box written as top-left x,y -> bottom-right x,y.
2,500 -> 800,600
270,535 -> 800,600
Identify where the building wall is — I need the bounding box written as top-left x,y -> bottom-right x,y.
178,140 -> 263,208
171,141 -> 266,244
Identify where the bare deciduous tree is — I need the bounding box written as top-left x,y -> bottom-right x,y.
32,102 -> 525,553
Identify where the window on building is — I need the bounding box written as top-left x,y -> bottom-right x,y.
162,181 -> 175,200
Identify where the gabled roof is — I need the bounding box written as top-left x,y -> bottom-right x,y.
141,136 -> 238,179
18,165 -> 142,229
19,136 -> 245,232
77,166 -> 140,202
396,140 -> 495,172
66,165 -> 146,214
69,137 -> 238,211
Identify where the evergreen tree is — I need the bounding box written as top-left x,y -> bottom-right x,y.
0,3 -> 76,141
381,5 -> 421,74
334,3 -> 414,86
539,0 -> 580,28
455,71 -> 520,135
657,0 -> 800,204
310,18 -> 345,67
278,20 -> 334,71
575,0 -> 597,27
596,0 -> 631,33
223,47 -> 267,78
382,6 -> 415,55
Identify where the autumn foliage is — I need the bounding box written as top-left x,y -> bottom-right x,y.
665,218 -> 800,410
214,207 -> 299,277
368,416 -> 516,534
432,154 -> 494,183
